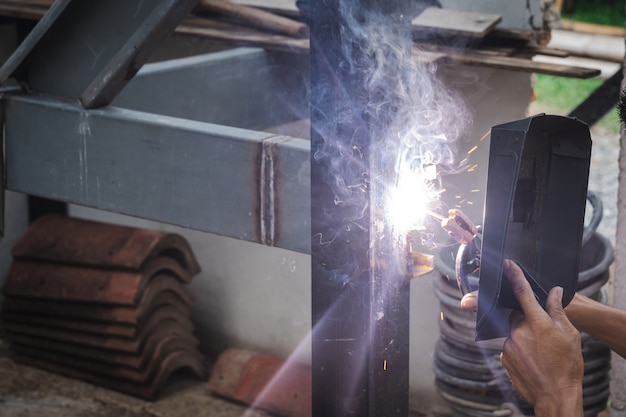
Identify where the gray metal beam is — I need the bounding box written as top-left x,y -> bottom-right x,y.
0,0 -> 200,109
5,94 -> 311,253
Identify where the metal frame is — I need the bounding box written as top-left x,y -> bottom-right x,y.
4,89 -> 311,253
2,0 -> 417,413
0,0 -> 200,108
310,1 -> 412,415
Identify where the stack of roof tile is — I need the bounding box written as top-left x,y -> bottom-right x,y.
1,214 -> 207,399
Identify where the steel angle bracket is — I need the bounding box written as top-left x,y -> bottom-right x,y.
0,0 -> 200,108
476,114 -> 592,340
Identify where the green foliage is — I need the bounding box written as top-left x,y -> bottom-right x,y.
534,74 -> 602,109
534,74 -> 620,133
561,0 -> 626,27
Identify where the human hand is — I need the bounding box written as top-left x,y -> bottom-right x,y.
460,291 -> 477,310
500,260 -> 584,417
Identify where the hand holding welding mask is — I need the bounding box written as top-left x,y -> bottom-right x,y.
500,260 -> 584,417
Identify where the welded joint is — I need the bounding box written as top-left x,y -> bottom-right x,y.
260,135 -> 290,247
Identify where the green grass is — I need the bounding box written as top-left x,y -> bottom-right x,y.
561,0 -> 626,27
534,74 -> 620,133
534,74 -> 602,109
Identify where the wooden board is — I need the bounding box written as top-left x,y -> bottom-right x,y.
412,7 -> 502,37
0,0 -> 52,5
178,17 -> 309,52
443,49 -> 601,79
231,0 -> 298,16
0,2 -> 47,19
0,1 -> 603,79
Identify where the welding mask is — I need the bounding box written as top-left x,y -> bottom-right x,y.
474,114 -> 591,340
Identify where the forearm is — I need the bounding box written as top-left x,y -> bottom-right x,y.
566,294 -> 626,359
534,387 -> 583,417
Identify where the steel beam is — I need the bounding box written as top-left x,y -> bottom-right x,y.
0,0 -> 200,108
4,94 -> 311,253
310,1 -> 412,416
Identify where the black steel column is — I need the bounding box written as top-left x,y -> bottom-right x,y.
310,1 -> 412,416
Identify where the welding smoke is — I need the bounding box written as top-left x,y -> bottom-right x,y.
314,1 -> 470,227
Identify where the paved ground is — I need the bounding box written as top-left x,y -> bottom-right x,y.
0,339 -> 274,417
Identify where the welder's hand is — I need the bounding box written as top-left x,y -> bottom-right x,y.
460,291 -> 477,310
500,259 -> 584,417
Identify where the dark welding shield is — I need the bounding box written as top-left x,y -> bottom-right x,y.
475,114 -> 592,341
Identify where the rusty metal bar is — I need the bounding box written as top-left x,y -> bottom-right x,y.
310,1 -> 412,415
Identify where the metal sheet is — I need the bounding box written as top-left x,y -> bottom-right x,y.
5,94 -> 311,254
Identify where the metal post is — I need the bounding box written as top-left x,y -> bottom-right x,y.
310,1 -> 412,415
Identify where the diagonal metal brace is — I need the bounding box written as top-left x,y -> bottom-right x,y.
0,0 -> 200,109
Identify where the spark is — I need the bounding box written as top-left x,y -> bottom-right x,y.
383,360 -> 387,371
440,311 -> 444,321
425,209 -> 445,221
479,130 -> 490,141
467,164 -> 478,172
467,145 -> 478,155
470,189 -> 480,193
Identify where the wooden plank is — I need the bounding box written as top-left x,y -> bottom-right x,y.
412,7 -> 502,37
0,0 -> 52,6
178,17 -> 309,52
473,45 -> 570,59
0,2 -> 47,19
231,0 -> 298,17
197,0 -> 308,38
561,18 -> 625,37
443,49 -> 601,78
0,1 -> 603,80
